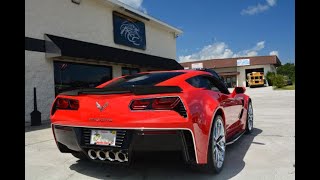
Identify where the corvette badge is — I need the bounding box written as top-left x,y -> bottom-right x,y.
96,102 -> 108,112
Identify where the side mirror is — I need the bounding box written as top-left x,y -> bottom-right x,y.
233,87 -> 246,94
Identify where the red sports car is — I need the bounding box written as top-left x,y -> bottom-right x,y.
50,69 -> 253,173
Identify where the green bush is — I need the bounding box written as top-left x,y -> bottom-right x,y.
272,74 -> 286,88
266,72 -> 275,86
276,63 -> 295,83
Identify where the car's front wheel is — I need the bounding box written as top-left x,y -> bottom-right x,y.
202,115 -> 226,173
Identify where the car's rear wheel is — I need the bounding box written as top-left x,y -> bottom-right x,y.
202,115 -> 226,173
245,101 -> 253,134
71,152 -> 88,160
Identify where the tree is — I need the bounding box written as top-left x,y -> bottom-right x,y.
266,71 -> 275,86
276,63 -> 295,82
273,74 -> 286,88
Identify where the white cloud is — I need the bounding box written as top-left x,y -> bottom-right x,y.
118,0 -> 147,13
256,41 -> 265,50
178,42 -> 234,62
266,0 -> 277,6
232,41 -> 265,57
241,0 -> 277,15
178,41 -> 266,63
269,50 -> 279,56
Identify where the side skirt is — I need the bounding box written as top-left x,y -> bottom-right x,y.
226,131 -> 245,145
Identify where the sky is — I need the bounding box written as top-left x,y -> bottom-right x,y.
118,0 -> 295,64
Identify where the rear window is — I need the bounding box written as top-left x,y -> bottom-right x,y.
103,72 -> 185,88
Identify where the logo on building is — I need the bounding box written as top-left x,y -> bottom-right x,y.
120,21 -> 142,46
113,12 -> 146,50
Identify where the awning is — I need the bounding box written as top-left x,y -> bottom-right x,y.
44,34 -> 183,70
218,72 -> 240,76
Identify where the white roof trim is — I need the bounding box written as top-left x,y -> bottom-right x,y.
104,0 -> 183,34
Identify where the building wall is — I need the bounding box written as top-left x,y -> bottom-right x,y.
237,64 -> 276,87
25,0 -> 177,59
25,0 -> 179,124
214,67 -> 237,73
25,51 -> 55,124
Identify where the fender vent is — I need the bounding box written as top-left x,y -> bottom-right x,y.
238,109 -> 244,119
180,130 -> 196,163
173,101 -> 187,118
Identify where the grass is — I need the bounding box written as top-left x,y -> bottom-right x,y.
273,84 -> 295,90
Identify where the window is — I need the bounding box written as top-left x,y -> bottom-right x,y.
186,75 -> 230,94
103,72 -> 185,88
122,67 -> 140,76
186,76 -> 220,92
54,61 -> 112,95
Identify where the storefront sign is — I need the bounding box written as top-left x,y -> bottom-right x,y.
191,63 -> 203,69
113,12 -> 146,50
237,59 -> 250,66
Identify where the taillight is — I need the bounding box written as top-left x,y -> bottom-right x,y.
152,97 -> 180,110
130,97 -> 180,110
51,98 -> 79,115
56,98 -> 69,109
69,99 -> 79,109
130,99 -> 152,110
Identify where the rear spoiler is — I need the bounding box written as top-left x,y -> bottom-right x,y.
59,86 -> 183,96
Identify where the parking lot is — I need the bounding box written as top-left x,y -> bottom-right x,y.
25,86 -> 295,180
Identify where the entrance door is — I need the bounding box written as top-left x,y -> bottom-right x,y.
226,77 -> 231,88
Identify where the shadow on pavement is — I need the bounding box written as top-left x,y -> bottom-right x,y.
69,128 -> 263,179
25,122 -> 51,133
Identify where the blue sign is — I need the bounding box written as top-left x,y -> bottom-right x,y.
237,59 -> 250,66
113,12 -> 146,50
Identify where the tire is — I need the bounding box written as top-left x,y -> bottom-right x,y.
201,115 -> 226,174
245,101 -> 253,134
71,152 -> 88,160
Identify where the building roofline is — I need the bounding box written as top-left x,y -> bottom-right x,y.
180,55 -> 280,63
179,55 -> 282,68
104,0 -> 183,35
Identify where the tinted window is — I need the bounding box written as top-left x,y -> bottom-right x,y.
54,61 -> 112,95
103,72 -> 185,88
186,76 -> 220,92
187,75 -> 230,94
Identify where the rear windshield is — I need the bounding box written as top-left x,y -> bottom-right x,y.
102,72 -> 185,88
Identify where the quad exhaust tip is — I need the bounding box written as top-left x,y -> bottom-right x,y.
88,149 -> 128,162
88,149 -> 97,160
97,150 -> 107,161
106,150 -> 116,161
116,150 -> 128,162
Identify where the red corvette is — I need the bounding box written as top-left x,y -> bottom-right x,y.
50,69 -> 253,173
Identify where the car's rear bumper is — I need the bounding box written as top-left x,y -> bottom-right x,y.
51,124 -> 198,164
